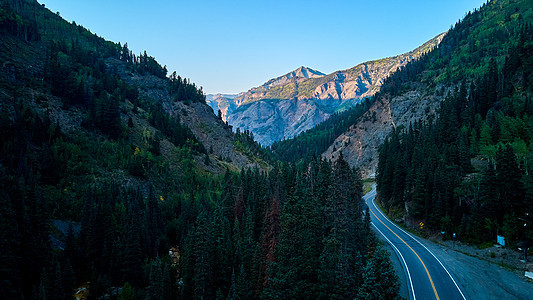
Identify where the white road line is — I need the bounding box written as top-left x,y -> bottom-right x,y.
372,223 -> 416,300
371,197 -> 467,300
365,187 -> 415,299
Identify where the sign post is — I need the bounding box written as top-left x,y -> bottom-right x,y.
452,233 -> 456,249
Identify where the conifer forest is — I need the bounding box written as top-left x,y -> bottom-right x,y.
0,0 -> 531,299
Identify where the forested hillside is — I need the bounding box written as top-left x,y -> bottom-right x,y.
376,0 -> 532,246
311,0 -> 527,177
269,98 -> 374,162
178,157 -> 398,299
0,0 -> 400,299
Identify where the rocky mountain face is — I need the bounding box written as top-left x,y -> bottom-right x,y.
208,34 -> 445,146
230,98 -> 346,145
322,88 -> 448,177
206,93 -> 239,121
235,66 -> 326,106
118,70 -> 266,171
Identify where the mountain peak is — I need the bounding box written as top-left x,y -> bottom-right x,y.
289,66 -> 325,79
256,66 -> 325,91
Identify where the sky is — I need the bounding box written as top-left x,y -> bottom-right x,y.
38,0 -> 487,94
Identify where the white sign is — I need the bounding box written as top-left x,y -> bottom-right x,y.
525,271 -> 533,280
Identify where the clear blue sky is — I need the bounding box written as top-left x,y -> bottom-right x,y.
38,0 -> 487,94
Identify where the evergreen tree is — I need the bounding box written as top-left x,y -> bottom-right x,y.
146,260 -> 162,300
495,145 -> 525,218
358,247 -> 400,300
0,190 -> 23,299
261,197 -> 280,287
121,282 -> 135,300
235,264 -> 250,300
193,209 -> 215,299
121,217 -> 144,287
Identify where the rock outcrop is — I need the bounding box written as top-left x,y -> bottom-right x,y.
322,92 -> 436,177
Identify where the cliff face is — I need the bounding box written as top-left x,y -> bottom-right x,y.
208,33 -> 445,146
206,93 -> 239,122
234,66 -> 326,106
322,88 -> 449,177
227,98 -> 343,146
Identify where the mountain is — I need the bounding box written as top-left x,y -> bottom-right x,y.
372,0 -> 533,249
206,93 -> 239,121
209,34 -> 444,146
321,0 -> 533,177
235,66 -> 326,105
0,2 -> 272,297
3,0 -> 529,299
0,0 -> 266,173
269,0 -> 532,255
0,3 -> 396,300
272,0 -> 533,177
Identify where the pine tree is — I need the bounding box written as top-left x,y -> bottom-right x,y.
120,282 -> 135,300
318,237 -> 346,299
235,264 -> 250,300
146,260 -> 162,300
358,247 -> 400,300
0,189 -> 24,299
495,145 -> 525,218
61,259 -> 75,299
161,263 -> 172,300
121,218 -> 144,287
261,197 -> 280,287
51,263 -> 64,300
193,209 -> 215,299
227,269 -> 237,300
95,91 -> 122,139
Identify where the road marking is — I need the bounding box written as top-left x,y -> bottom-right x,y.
371,198 -> 468,300
372,223 -> 416,300
369,206 -> 440,300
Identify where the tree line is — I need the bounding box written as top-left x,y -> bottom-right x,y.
177,157 -> 399,299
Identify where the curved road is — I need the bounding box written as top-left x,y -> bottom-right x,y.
364,186 -> 467,300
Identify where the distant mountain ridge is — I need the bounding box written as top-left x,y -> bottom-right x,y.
208,33 -> 445,145
244,66 -> 326,103
206,93 -> 239,120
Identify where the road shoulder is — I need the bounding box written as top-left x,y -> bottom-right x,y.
375,230 -> 411,299
418,238 -> 533,300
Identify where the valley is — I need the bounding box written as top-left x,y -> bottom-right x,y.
0,0 -> 531,299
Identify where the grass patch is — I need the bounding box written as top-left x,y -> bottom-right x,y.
478,242 -> 493,250
495,261 -> 517,272
363,179 -> 375,194
374,200 -> 433,239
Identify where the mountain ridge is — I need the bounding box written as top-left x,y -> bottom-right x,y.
208,32 -> 445,145
319,0 -> 533,176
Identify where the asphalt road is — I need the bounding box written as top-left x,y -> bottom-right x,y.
364,186 -> 467,300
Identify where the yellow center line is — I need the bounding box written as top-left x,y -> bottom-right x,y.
370,208 -> 440,300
